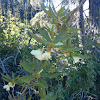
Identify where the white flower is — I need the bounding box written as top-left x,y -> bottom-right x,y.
3,84 -> 10,91
30,49 -> 43,60
55,42 -> 63,46
3,82 -> 15,91
73,57 -> 82,63
31,49 -> 51,61
42,52 -> 51,60
8,82 -> 15,88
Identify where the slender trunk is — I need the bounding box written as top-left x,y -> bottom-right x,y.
79,0 -> 86,53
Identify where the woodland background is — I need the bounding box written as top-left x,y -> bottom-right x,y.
0,0 -> 100,100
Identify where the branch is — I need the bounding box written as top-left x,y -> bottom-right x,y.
0,58 -> 6,73
66,0 -> 86,24
56,0 -> 65,8
3,56 -> 14,63
20,81 -> 31,98
14,50 -> 20,65
38,61 -> 43,70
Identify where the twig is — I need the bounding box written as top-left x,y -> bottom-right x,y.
0,58 -> 6,73
12,87 -> 16,100
55,0 -> 65,8
14,50 -> 20,65
66,0 -> 86,24
38,61 -> 43,70
20,81 -> 31,98
71,89 -> 82,100
3,56 -> 14,63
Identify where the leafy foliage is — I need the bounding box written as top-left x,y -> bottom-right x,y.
0,2 -> 99,100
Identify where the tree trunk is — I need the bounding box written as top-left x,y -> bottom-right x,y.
89,0 -> 100,27
79,0 -> 86,53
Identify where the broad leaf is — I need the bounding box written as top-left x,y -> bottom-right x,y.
19,75 -> 34,83
38,27 -> 51,42
54,30 -> 65,43
20,61 -> 34,73
38,78 -> 48,88
38,61 -> 47,72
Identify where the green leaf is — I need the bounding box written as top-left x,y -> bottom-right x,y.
55,33 -> 79,43
48,9 -> 54,18
20,61 -> 34,73
41,73 -> 61,79
8,95 -> 13,100
38,87 -> 46,98
1,73 -> 11,81
69,28 -> 80,33
32,57 -> 40,71
51,3 -> 57,14
23,94 -> 26,100
62,46 -> 81,52
55,66 -> 65,72
2,78 -> 10,82
15,75 -> 20,80
12,72 -> 15,79
54,30 -> 65,43
60,9 -> 69,18
30,33 -> 50,44
38,27 -> 51,42
38,78 -> 48,88
19,75 -> 34,83
41,63 -> 52,74
27,96 -> 32,100
51,25 -> 54,39
75,54 -> 88,59
49,5 -> 57,19
57,6 -> 65,17
38,61 -> 47,72
41,4 -> 48,14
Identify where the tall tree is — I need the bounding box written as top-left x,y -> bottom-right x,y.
79,0 -> 86,52
89,0 -> 100,27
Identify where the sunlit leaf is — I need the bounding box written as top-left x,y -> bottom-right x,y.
57,6 -> 65,17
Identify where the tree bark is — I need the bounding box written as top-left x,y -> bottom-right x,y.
79,0 -> 86,53
89,0 -> 100,27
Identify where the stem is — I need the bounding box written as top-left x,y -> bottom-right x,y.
20,81 -> 31,98
12,87 -> 16,100
38,61 -> 43,70
8,91 -> 12,99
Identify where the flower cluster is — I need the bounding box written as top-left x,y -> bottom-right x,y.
30,49 -> 51,61
3,82 -> 15,91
